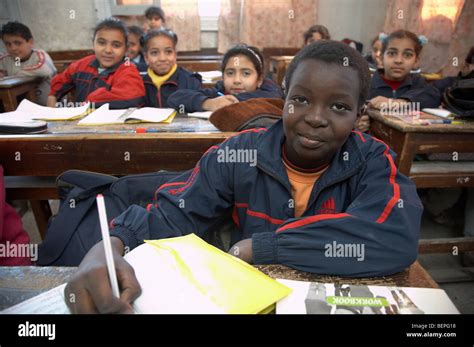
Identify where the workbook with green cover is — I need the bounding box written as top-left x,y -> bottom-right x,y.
276,279 -> 459,314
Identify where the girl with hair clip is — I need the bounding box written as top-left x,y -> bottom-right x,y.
367,30 -> 441,111
140,28 -> 202,108
168,44 -> 283,113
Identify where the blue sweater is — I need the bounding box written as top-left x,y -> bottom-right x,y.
110,120 -> 422,277
167,78 -> 284,112
368,71 -> 441,108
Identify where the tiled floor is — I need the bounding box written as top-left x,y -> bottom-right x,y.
18,200 -> 474,313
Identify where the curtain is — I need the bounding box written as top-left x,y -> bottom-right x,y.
382,0 -> 466,73
161,0 -> 201,52
218,0 -> 318,53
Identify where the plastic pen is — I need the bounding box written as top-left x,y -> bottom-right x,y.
217,92 -> 224,96
135,128 -> 160,133
96,194 -> 120,298
428,119 -> 452,124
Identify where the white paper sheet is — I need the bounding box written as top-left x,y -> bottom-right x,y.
0,284 -> 70,314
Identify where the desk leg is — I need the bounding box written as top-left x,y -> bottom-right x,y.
30,200 -> 52,240
2,91 -> 17,112
397,133 -> 416,176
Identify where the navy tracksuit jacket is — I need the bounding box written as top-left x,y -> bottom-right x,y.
110,120 -> 422,277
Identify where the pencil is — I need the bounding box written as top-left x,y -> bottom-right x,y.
96,194 -> 120,298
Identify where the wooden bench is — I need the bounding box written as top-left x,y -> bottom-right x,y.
49,50 -> 224,74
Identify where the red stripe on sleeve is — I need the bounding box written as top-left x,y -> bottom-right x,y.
371,137 -> 400,223
352,130 -> 366,142
276,213 -> 351,233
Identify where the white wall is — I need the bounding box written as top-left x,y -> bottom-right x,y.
17,0 -> 99,51
317,0 -> 389,55
1,0 -> 389,52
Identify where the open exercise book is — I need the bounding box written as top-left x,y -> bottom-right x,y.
0,99 -> 90,122
77,103 -> 176,125
276,279 -> 459,314
1,234 -> 291,314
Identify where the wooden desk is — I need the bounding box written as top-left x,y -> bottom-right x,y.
368,109 -> 474,187
368,109 -> 474,253
0,115 -> 232,236
0,76 -> 40,111
269,56 -> 293,86
262,48 -> 299,76
179,60 -> 221,73
0,261 -> 437,311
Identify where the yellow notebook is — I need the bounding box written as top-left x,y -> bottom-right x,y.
77,103 -> 176,125
124,234 -> 292,314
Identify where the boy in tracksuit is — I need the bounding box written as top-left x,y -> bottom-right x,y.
48,18 -> 145,109
65,41 -> 422,314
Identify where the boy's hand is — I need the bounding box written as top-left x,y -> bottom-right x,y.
356,115 -> 371,132
202,95 -> 239,111
228,238 -> 253,263
64,237 -> 141,314
47,96 -> 58,108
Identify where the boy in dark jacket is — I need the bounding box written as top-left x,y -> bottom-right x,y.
48,18 -> 145,109
65,41 -> 422,314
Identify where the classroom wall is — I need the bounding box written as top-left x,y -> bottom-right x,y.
317,0 -> 389,55
17,0 -> 98,51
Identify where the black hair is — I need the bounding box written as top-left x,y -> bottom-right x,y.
284,40 -> 370,108
381,30 -> 423,57
94,18 -> 128,45
141,28 -> 178,51
303,25 -> 330,43
0,21 -> 33,41
145,6 -> 165,22
221,44 -> 264,78
128,25 -> 144,40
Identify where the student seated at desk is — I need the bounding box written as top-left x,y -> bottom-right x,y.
141,29 -> 202,108
0,21 -> 56,105
303,25 -> 331,46
144,6 -> 166,32
364,34 -> 383,71
367,30 -> 441,111
47,18 -> 145,109
126,26 -> 147,73
168,44 -> 283,113
65,41 -> 422,313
